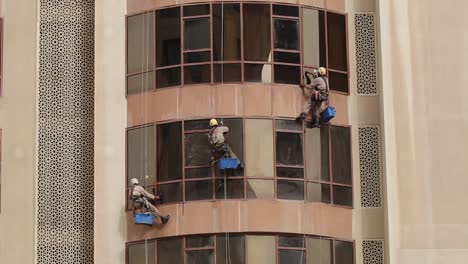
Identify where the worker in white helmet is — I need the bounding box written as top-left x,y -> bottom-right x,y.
296,67 -> 329,128
129,178 -> 170,224
208,119 -> 242,168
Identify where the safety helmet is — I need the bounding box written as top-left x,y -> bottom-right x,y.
130,178 -> 139,185
210,119 -> 218,127
318,67 -> 327,76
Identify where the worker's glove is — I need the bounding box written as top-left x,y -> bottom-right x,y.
220,121 -> 224,126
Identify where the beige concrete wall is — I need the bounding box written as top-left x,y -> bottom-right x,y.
378,0 -> 468,263
94,0 -> 127,263
0,0 -> 37,263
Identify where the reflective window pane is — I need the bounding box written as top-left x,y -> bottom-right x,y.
184,119 -> 211,131
215,179 -> 244,199
186,236 -> 214,248
279,250 -> 305,264
156,8 -> 181,67
245,119 -> 274,178
273,5 -> 299,17
333,185 -> 352,207
185,133 -> 212,166
335,241 -> 354,264
127,12 -> 155,74
246,179 -> 274,199
213,4 -> 241,61
127,72 -> 155,94
329,71 -> 349,93
184,18 -> 210,50
156,67 -> 181,88
277,180 -> 304,200
276,132 -> 303,165
216,235 -> 245,264
184,64 -> 211,85
184,51 -> 211,63
185,180 -> 213,201
302,9 -> 326,67
128,242 -> 155,264
306,182 -> 330,203
278,236 -> 305,248
157,183 -> 182,204
244,64 -> 271,83
307,238 -> 332,264
327,12 -> 348,71
127,126 -> 156,185
184,4 -> 210,17
185,167 -> 211,179
274,19 -> 299,50
157,238 -> 183,264
274,65 -> 301,85
186,250 -> 214,264
276,167 -> 304,179
157,122 -> 182,181
276,119 -> 302,131
330,126 -> 351,184
246,236 -> 276,264
274,52 -> 300,64
243,4 -> 271,62
214,63 -> 242,83
305,128 -> 321,181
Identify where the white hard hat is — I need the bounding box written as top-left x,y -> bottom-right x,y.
130,178 -> 139,185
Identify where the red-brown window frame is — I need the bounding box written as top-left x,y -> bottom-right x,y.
125,233 -> 355,264
125,2 -> 349,95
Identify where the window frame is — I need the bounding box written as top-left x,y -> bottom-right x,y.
125,2 -> 349,95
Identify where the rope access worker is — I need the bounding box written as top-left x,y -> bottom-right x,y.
208,119 -> 243,168
296,67 -> 330,128
129,178 -> 170,224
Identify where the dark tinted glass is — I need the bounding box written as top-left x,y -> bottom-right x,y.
276,167 -> 304,178
320,125 -> 330,181
127,12 -> 155,74
333,185 -> 352,207
274,65 -> 301,85
185,18 -> 210,50
215,179 -> 244,199
277,180 -> 304,200
158,238 -> 183,264
184,51 -> 211,63
127,72 -> 155,94
329,71 -> 348,93
185,133 -> 212,166
157,122 -> 182,181
278,236 -> 305,247
274,19 -> 299,50
216,235 -> 245,264
157,183 -> 182,204
276,132 -> 303,165
186,236 -> 214,248
186,167 -> 211,179
276,119 -> 302,131
243,4 -> 271,61
335,241 -> 354,264
184,4 -> 210,16
213,4 -> 241,61
128,242 -> 156,264
156,67 -> 181,88
327,12 -> 348,71
244,64 -> 271,82
185,180 -> 213,201
186,250 -> 214,264
214,64 -> 242,83
274,52 -> 300,64
185,119 -> 211,131
156,8 -> 181,67
184,64 -> 211,85
279,250 -> 305,264
273,5 -> 299,17
330,126 -> 351,184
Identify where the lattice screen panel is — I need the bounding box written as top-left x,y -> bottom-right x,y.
363,240 -> 384,264
355,13 -> 377,95
359,127 -> 382,207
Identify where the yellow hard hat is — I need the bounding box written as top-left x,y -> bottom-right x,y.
318,67 -> 327,76
210,119 -> 218,127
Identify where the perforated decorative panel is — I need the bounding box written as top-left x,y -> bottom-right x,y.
355,14 -> 377,95
359,127 -> 382,207
363,240 -> 384,264
37,1 -> 94,263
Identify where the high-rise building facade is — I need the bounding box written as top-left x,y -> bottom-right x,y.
1,0 -> 468,264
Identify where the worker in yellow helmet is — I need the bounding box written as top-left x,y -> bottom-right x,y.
296,67 -> 329,128
208,119 -> 242,168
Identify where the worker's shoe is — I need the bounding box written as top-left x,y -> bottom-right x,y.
296,112 -> 307,121
161,215 -> 170,224
311,121 -> 320,128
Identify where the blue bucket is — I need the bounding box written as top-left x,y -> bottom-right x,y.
134,213 -> 154,225
218,158 -> 239,169
320,107 -> 336,123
